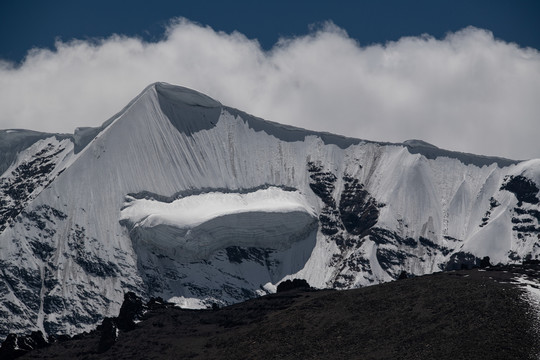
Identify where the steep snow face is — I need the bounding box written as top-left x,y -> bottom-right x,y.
0,130 -> 72,175
0,82 -> 539,340
0,137 -> 74,232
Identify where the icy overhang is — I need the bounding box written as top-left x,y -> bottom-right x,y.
154,82 -> 222,136
120,187 -> 318,260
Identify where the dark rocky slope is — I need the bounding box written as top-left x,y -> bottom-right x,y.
6,264 -> 539,360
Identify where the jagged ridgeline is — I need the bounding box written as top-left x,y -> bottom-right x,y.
0,82 -> 539,340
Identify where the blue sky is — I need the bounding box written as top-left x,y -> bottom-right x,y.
1,1 -> 539,160
2,0 -> 539,62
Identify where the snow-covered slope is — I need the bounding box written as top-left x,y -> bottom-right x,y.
0,82 -> 539,340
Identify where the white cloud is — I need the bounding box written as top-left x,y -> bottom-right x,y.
1,19 -> 539,160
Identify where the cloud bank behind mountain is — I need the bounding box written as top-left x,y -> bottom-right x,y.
1,19 -> 539,160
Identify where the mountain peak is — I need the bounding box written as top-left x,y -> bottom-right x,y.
152,82 -> 222,136
153,82 -> 221,109
0,81 -> 539,341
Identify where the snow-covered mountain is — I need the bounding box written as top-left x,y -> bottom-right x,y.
0,82 -> 539,340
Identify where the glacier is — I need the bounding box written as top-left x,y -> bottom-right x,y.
0,82 -> 539,340
120,188 -> 318,261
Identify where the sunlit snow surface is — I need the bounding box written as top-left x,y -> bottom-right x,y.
120,188 -> 318,260
121,187 -> 315,228
515,276 -> 540,353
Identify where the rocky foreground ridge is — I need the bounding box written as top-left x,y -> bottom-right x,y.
2,263 -> 539,360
